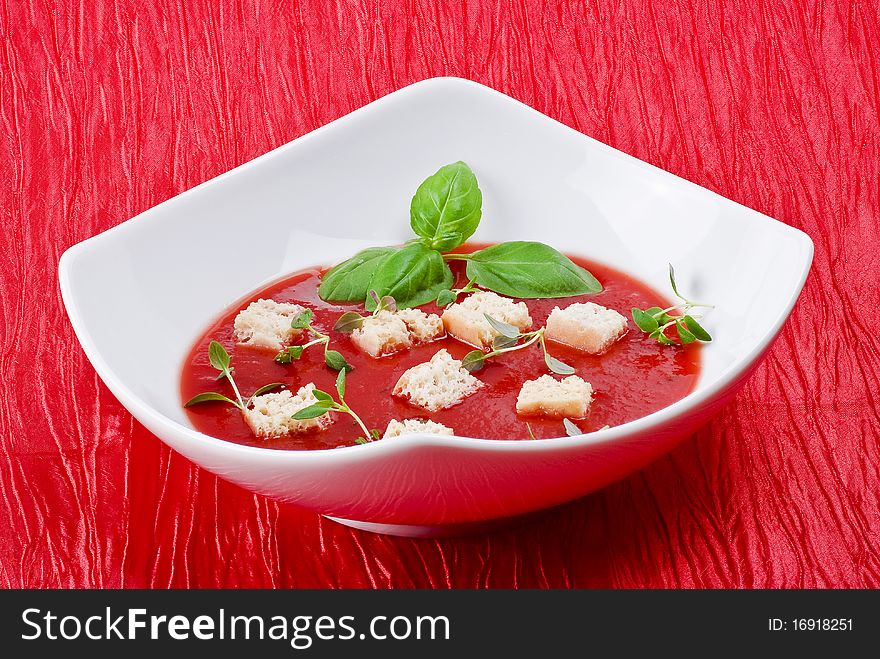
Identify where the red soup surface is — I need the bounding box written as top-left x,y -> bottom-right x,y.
181,246 -> 701,449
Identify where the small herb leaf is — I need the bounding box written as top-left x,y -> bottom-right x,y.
563,418 -> 582,437
354,437 -> 368,445
410,161 -> 482,251
675,320 -> 697,344
333,312 -> 365,334
644,306 -> 674,325
312,389 -> 333,403
250,382 -> 284,398
484,314 -> 521,339
207,341 -> 231,373
274,345 -> 305,364
292,404 -> 333,420
631,308 -> 660,333
461,350 -> 486,372
466,242 -> 602,298
436,289 -> 456,307
378,295 -> 397,313
492,334 -> 520,350
184,391 -> 239,408
656,332 -> 675,346
366,242 -> 454,310
318,246 -> 399,302
325,349 -> 352,372
545,353 -> 576,375
683,315 -> 712,342
290,309 -> 313,330
336,368 -> 346,399
668,263 -> 683,300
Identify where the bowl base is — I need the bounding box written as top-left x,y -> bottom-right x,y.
325,515 -> 529,538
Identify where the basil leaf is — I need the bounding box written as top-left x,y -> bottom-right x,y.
410,161 -> 482,251
631,308 -> 659,333
184,391 -> 239,408
366,243 -> 454,310
318,246 -> 399,302
354,436 -> 368,445
683,315 -> 712,342
465,242 -> 602,298
292,404 -> 333,420
483,314 -> 521,339
563,418 -> 582,437
325,349 -> 352,372
333,312 -> 365,334
250,382 -> 284,398
207,341 -> 231,372
461,350 -> 486,372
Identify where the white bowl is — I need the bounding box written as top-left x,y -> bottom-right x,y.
59,77 -> 812,537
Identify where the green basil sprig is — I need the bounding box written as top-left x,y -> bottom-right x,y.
461,314 -> 575,376
318,162 -> 602,309
274,309 -> 353,372
185,341 -> 283,410
631,265 -> 713,346
291,369 -> 378,445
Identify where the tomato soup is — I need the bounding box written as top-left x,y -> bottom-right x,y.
181,247 -> 701,449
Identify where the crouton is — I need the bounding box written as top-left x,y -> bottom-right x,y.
351,308 -> 444,358
396,308 -> 445,343
383,418 -> 454,438
351,310 -> 410,357
393,349 -> 484,412
242,383 -> 333,438
515,374 -> 593,419
233,298 -> 307,350
441,291 -> 533,349
545,302 -> 628,355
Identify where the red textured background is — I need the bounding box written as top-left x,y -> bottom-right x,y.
2,1 -> 879,588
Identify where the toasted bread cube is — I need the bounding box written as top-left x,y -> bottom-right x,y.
393,349 -> 484,412
396,308 -> 445,343
351,308 -> 444,358
441,291 -> 533,349
243,383 -> 333,438
233,298 -> 306,350
383,418 -> 454,438
515,375 -> 593,419
545,302 -> 628,355
351,310 -> 410,357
